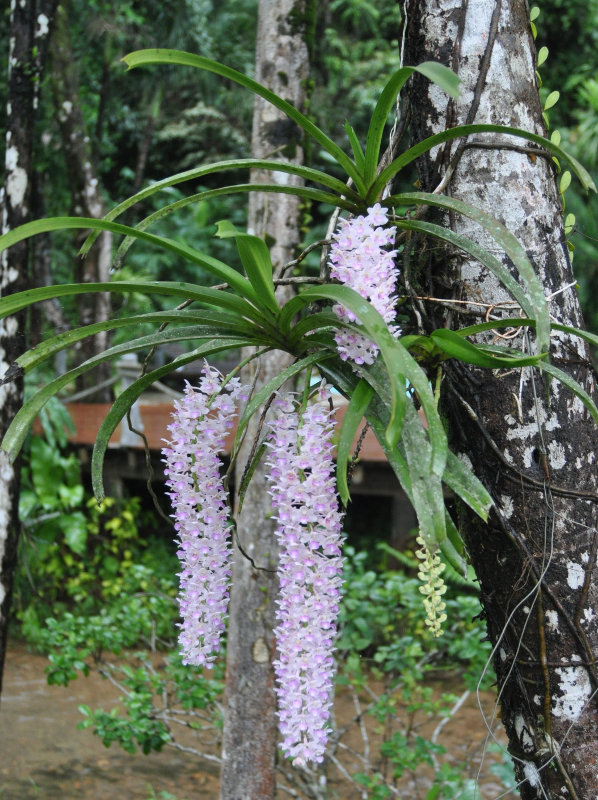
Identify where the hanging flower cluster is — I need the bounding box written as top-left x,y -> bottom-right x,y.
265,387 -> 345,766
162,365 -> 247,667
415,535 -> 448,638
328,202 -> 400,365
163,373 -> 344,765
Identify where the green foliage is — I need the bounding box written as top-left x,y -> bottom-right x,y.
14,439 -> 178,644
337,547 -> 492,690
1,48 -> 596,571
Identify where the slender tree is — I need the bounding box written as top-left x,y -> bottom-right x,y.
50,2 -> 112,399
403,1 -> 598,797
219,2 -> 311,797
0,0 -> 57,695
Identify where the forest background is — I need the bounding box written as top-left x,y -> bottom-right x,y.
1,0 -> 598,798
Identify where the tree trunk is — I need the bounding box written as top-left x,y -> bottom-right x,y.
403,1 -> 598,797
50,2 -> 112,400
0,0 -> 57,696
219,2 -> 310,797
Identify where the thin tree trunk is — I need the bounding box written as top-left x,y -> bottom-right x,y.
0,0 -> 57,696
50,2 -> 112,400
219,2 -> 310,797
403,1 -> 598,797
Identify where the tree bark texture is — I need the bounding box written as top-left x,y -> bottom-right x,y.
50,2 -> 112,399
219,2 -> 310,798
0,0 -> 57,697
403,1 -> 598,797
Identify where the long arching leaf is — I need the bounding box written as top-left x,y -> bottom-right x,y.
1,332 -> 254,462
123,49 -> 365,193
280,285 -> 447,476
395,219 -> 537,322
363,62 -> 460,186
82,160 -> 360,257
336,379 -> 374,505
371,123 -> 595,200
537,361 -> 598,425
13,310 -> 259,375
215,221 -> 278,314
430,329 -> 545,367
0,218 -> 262,307
389,192 -> 551,355
114,184 -> 355,268
0,280 -> 269,327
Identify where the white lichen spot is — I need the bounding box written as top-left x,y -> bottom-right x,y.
567,561 -> 585,590
514,714 -> 534,753
583,607 -> 595,625
552,663 -> 592,722
4,317 -> 18,337
503,449 -> 514,465
499,647 -> 507,662
500,495 -> 514,519
4,146 -> 27,207
522,445 -> 535,469
581,551 -> 590,564
545,610 -> 559,631
523,761 -> 540,788
523,606 -> 530,615
533,694 -> 541,706
36,13 -> 49,36
62,100 -> 73,116
547,441 -> 566,471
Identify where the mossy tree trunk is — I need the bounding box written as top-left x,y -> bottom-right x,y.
0,0 -> 57,696
403,1 -> 598,797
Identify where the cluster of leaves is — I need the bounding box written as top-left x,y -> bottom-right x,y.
2,50 -> 596,574
13,427 -> 178,645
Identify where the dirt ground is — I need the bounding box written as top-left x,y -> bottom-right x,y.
0,640 -> 512,800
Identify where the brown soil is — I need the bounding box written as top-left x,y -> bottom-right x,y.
0,641 -> 513,800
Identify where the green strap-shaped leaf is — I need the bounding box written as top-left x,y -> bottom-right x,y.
14,310 -> 258,375
0,217 -> 263,307
400,401 -> 447,552
363,61 -> 460,187
215,221 -> 278,314
430,328 -> 546,368
1,331 -> 254,463
83,161 -> 360,257
280,285 -> 448,476
91,338 -> 251,500
336,379 -> 374,505
538,360 -> 598,426
389,192 -> 551,356
395,219 -> 537,323
345,122 -> 365,173
443,451 -> 493,521
371,122 -> 595,200
318,359 -> 469,573
113,184 -> 355,269
123,49 -> 365,193
237,440 -> 269,513
459,317 -> 598,353
0,279 -> 269,326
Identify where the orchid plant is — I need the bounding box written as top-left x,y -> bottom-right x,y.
1,49 -> 598,764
